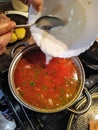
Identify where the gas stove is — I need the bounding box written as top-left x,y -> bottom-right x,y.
0,41 -> 98,130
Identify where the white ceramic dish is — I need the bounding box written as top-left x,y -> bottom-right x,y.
29,0 -> 98,58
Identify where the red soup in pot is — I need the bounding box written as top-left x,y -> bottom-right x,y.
14,48 -> 80,110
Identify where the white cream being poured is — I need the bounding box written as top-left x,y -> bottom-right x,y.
30,0 -> 87,64
30,26 -> 68,64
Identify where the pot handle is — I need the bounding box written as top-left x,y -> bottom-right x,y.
11,42 -> 35,58
11,42 -> 29,58
66,87 -> 92,114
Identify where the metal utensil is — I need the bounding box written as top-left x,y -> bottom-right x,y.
16,15 -> 65,30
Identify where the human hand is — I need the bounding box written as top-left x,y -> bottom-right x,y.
0,14 -> 16,55
22,0 -> 43,11
30,0 -> 43,11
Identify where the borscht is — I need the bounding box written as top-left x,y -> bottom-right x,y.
14,48 -> 80,110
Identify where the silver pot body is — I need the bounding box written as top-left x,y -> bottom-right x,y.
8,44 -> 92,114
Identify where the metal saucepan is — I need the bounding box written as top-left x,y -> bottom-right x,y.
8,43 -> 92,114
67,93 -> 98,130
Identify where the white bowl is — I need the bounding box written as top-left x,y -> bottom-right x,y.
29,0 -> 98,58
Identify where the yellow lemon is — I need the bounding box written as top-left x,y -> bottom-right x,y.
15,28 -> 26,40
9,32 -> 17,43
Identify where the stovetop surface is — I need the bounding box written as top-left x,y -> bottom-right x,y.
0,41 -> 98,130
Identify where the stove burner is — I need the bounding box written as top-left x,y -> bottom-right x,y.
79,41 -> 98,70
85,41 -> 98,62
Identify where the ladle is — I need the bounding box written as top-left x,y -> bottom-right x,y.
16,15 -> 65,30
